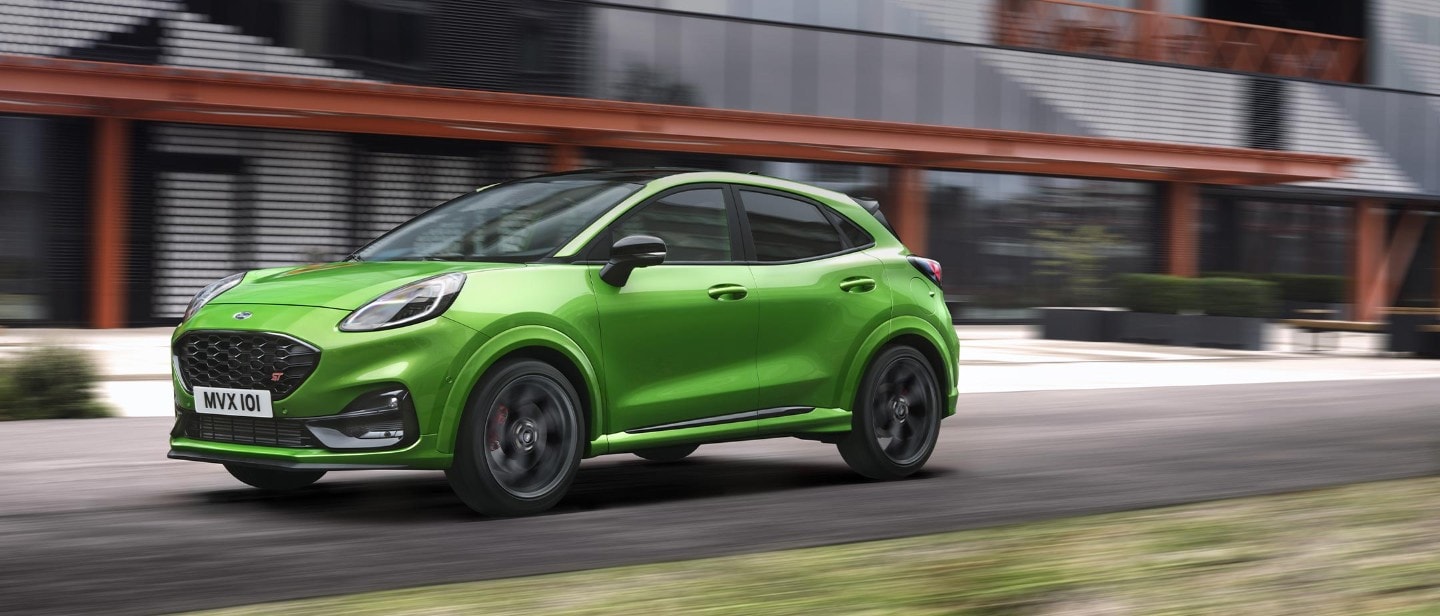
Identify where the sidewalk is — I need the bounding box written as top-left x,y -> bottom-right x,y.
2,324 -> 1435,417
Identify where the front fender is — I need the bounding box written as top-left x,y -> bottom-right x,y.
436,324 -> 607,455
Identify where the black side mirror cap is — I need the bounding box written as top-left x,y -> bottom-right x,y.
600,234 -> 666,287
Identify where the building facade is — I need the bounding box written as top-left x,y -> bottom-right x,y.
0,0 -> 1434,326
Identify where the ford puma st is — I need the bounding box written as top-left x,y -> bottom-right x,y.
168,169 -> 959,516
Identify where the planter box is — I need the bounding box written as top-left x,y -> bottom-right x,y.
1386,313 -> 1437,354
1117,312 -> 1195,346
943,297 -> 967,324
1192,315 -> 1266,350
1285,301 -> 1349,321
1038,307 -> 1124,342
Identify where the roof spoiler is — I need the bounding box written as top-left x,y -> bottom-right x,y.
852,197 -> 899,237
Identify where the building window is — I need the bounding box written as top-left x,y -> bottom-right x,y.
335,0 -> 426,67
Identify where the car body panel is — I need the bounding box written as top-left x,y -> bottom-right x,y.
750,250 -> 891,410
587,263 -> 760,435
215,261 -> 518,310
168,170 -> 959,472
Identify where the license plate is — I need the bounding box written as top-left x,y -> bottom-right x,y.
194,386 -> 274,418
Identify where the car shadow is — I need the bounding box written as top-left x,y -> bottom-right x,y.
193,454 -> 952,523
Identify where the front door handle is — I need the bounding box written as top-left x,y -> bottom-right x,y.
707,283 -> 748,301
839,276 -> 876,293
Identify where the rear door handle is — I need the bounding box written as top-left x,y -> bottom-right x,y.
707,283 -> 748,301
839,277 -> 876,293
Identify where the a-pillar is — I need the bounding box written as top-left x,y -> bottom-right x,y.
1351,198 -> 1386,322
1166,182 -> 1199,277
885,166 -> 928,255
91,116 -> 129,329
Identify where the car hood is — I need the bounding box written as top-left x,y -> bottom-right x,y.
210,261 -> 524,310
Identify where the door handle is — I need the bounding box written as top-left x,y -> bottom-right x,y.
707,283 -> 748,301
839,277 -> 876,293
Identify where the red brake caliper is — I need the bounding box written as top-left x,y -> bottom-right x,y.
488,406 -> 509,451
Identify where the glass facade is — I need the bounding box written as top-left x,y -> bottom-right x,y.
1200,197 -> 1350,276
926,171 -> 1159,320
0,116 -> 48,321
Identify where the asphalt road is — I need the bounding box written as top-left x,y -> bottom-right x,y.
2,378 -> 1438,615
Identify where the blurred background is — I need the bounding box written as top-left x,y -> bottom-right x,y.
1,0 -> 1436,329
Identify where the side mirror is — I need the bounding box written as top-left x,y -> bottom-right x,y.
600,234 -> 666,287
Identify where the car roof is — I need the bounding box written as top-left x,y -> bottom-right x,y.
526,167 -> 860,208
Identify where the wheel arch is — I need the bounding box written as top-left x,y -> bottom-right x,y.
438,325 -> 606,457
840,315 -> 955,413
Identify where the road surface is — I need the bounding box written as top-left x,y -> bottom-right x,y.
1,378 -> 1437,615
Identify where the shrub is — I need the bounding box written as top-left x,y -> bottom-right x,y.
0,346 -> 111,421
1115,274 -> 1198,314
1201,272 -> 1347,304
1195,277 -> 1279,318
1276,274 -> 1347,304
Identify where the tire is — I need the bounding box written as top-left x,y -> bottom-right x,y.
447,359 -> 585,516
224,464 -> 326,491
633,443 -> 699,462
837,345 -> 943,480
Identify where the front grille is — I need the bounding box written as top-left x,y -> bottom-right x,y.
175,331 -> 320,399
183,413 -> 315,448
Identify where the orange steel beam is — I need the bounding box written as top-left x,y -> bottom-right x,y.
886,166 -> 928,255
1351,199 -> 1385,322
1379,206 -> 1427,308
90,116 -> 129,329
0,55 -> 1353,185
1166,182 -> 1199,277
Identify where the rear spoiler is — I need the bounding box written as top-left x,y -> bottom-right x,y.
852,197 -> 899,238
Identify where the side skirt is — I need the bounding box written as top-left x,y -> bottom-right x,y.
600,406 -> 853,455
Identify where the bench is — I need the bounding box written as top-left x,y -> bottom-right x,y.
1281,319 -> 1383,352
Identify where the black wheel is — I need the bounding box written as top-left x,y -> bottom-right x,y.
837,345 -> 942,480
224,464 -> 325,491
447,359 -> 584,516
633,443 -> 699,462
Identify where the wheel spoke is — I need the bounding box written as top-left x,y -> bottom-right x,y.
479,373 -> 579,499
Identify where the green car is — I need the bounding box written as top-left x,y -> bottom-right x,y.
169,169 -> 959,516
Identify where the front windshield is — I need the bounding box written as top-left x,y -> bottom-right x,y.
355,178 -> 643,262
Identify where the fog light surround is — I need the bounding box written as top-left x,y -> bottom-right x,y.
305,388 -> 419,450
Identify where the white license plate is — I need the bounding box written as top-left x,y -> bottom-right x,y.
194,386 -> 274,418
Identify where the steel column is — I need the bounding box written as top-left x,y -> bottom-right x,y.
885,167 -> 928,255
1351,198 -> 1385,322
549,142 -> 581,173
1166,182 -> 1199,277
90,116 -> 129,328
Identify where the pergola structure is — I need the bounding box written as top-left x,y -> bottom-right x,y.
0,54 -> 1375,327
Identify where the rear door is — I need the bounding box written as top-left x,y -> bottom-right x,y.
736,187 -> 891,411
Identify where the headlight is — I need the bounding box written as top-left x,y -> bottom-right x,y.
183,273 -> 244,322
339,273 -> 466,332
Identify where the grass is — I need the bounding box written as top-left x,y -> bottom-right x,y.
193,477 -> 1440,616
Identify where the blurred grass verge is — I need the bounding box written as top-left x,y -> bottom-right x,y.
192,477 -> 1440,616
0,346 -> 112,420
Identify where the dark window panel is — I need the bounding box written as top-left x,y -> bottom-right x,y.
740,190 -> 847,261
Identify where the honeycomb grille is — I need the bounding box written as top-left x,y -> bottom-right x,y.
182,413 -> 314,448
175,332 -> 320,399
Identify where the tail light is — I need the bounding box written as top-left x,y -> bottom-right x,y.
908,256 -> 942,287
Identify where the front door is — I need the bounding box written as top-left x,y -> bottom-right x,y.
589,186 -> 758,434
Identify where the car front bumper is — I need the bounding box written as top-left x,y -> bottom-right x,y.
168,303 -> 486,470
